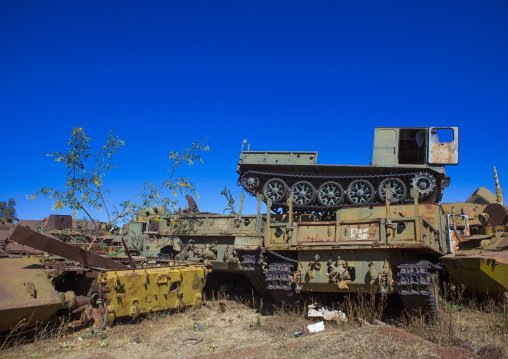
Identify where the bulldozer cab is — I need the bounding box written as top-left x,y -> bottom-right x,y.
372,127 -> 459,167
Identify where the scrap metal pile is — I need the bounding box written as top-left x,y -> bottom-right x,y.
0,221 -> 208,333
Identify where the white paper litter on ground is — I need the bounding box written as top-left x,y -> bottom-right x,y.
307,321 -> 325,333
308,304 -> 347,322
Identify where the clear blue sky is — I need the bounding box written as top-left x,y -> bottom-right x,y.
1,1 -> 507,220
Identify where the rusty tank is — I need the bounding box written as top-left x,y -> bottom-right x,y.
0,224 -> 208,332
126,188 -> 453,317
237,127 -> 459,213
0,255 -> 89,332
440,204 -> 508,296
440,168 -> 508,296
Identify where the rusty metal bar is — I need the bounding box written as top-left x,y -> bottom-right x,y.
265,198 -> 272,247
239,191 -> 244,218
288,192 -> 293,225
121,236 -> 136,270
10,225 -> 129,270
256,194 -> 262,234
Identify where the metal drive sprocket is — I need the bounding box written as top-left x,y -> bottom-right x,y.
241,174 -> 260,191
411,172 -> 436,197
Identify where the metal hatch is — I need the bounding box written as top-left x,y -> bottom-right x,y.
428,127 -> 459,165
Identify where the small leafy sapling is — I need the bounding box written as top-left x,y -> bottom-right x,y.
29,125 -> 208,237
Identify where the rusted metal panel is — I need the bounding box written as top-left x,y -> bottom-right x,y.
387,218 -> 417,242
234,236 -> 262,250
9,225 -> 129,270
297,250 -> 396,294
338,219 -> 382,243
428,127 -> 459,165
239,149 -> 318,166
239,216 -> 258,232
267,224 -> 290,247
466,187 -> 497,205
296,222 -> 336,245
483,203 -> 508,225
166,214 -> 259,236
208,217 -> 235,232
13,219 -> 43,231
440,202 -> 486,226
47,214 -> 73,229
179,194 -> 199,214
0,256 -> 64,331
441,210 -> 508,296
416,203 -> 441,224
497,237 -> 508,249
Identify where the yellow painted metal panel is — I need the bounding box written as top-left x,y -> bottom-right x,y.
99,264 -> 208,321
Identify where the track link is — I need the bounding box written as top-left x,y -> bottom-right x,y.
241,253 -> 299,303
397,260 -> 441,318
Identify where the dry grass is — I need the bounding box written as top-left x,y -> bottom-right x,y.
1,316 -> 75,350
334,290 -> 387,324
1,288 -> 506,359
258,301 -> 312,338
398,288 -> 508,359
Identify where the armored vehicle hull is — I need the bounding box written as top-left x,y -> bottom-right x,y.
441,203 -> 508,296
442,251 -> 508,296
0,256 -> 88,332
238,127 -> 459,213
126,192 -> 451,316
0,225 -> 208,331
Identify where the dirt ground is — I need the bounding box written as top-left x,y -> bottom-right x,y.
2,298 -> 506,359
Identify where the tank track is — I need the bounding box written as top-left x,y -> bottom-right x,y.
239,170 -> 438,213
241,253 -> 299,303
397,260 -> 441,318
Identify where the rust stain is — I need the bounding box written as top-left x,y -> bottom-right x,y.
428,130 -> 458,164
